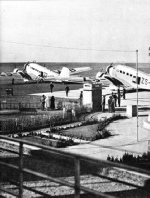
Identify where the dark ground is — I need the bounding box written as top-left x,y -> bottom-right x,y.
0,76 -> 82,97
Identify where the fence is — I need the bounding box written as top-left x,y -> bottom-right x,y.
0,135 -> 150,198
0,99 -> 82,110
0,102 -> 40,110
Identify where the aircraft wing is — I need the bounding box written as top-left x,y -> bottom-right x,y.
45,79 -> 85,84
104,74 -> 131,88
53,67 -> 91,75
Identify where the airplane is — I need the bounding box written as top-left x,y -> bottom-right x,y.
0,71 -> 13,77
12,61 -> 92,84
96,63 -> 150,91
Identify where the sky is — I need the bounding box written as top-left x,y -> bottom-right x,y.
0,0 -> 150,63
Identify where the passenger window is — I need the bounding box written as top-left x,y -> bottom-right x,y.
123,71 -> 125,74
120,71 -> 122,73
127,73 -> 129,75
130,74 -> 132,77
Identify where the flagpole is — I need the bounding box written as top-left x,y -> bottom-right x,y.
136,50 -> 138,142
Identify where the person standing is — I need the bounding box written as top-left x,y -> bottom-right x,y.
80,91 -> 83,106
101,95 -> 106,112
12,77 -> 15,85
50,82 -> 54,93
80,91 -> 83,100
50,96 -> 55,110
45,96 -> 50,111
65,85 -> 70,97
117,88 -> 121,107
41,95 -> 46,111
108,96 -> 112,113
111,97 -> 115,112
123,87 -> 126,99
113,94 -> 117,107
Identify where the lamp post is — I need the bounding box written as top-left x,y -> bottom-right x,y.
136,50 -> 138,142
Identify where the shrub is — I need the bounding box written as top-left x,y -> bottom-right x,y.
108,151 -> 150,170
82,118 -> 98,126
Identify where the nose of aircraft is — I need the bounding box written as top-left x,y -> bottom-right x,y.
13,68 -> 19,73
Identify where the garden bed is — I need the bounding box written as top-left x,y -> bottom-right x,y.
21,136 -> 75,148
6,114 -> 128,146
48,114 -> 127,141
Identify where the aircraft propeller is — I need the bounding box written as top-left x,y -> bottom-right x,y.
23,62 -> 30,72
106,62 -> 113,74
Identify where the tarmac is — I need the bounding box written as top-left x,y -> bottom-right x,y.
1,89 -> 150,161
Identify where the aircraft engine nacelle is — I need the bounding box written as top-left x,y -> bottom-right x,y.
96,71 -> 105,79
13,68 -> 20,73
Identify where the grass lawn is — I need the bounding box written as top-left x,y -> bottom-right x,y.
60,124 -> 99,139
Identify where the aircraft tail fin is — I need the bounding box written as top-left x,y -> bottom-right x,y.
60,67 -> 70,78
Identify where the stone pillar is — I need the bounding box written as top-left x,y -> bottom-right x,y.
126,105 -> 137,117
83,83 -> 102,112
148,141 -> 150,153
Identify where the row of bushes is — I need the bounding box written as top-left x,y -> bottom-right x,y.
97,114 -> 127,131
0,105 -> 89,133
107,152 -> 150,170
0,113 -> 73,133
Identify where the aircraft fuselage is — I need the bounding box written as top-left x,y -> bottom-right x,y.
108,65 -> 150,90
26,63 -> 58,80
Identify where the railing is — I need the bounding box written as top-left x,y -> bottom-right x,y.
1,135 -> 150,198
0,102 -> 40,110
0,101 -> 81,110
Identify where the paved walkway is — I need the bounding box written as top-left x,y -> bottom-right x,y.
30,89 -> 81,99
